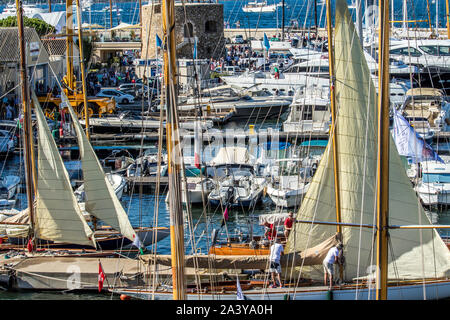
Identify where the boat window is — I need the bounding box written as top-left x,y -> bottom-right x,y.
438,46 -> 450,56
419,45 -> 439,56
390,47 -> 422,57
422,173 -> 450,183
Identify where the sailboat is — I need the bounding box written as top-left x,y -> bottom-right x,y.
2,0 -> 169,250
112,0 -> 450,299
4,92 -> 170,250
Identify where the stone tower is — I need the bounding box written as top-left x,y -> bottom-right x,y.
141,1 -> 225,60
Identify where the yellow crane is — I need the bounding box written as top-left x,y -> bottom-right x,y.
37,0 -> 116,119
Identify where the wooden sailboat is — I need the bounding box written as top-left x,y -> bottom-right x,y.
1,0 -> 169,252
111,0 -> 450,300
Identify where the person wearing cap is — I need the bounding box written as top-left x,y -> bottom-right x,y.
323,243 -> 344,289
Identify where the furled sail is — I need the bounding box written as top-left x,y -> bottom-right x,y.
32,93 -> 95,246
61,93 -> 139,244
286,0 -> 450,281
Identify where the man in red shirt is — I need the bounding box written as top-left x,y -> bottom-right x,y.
264,222 -> 277,241
284,211 -> 295,238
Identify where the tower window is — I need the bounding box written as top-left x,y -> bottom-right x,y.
205,21 -> 217,33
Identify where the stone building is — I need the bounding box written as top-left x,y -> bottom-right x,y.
141,1 -> 225,60
0,27 -> 53,98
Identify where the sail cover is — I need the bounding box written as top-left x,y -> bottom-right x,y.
62,93 -> 138,244
32,93 -> 94,246
286,0 -> 450,282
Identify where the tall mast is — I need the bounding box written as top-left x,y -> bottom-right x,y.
446,0 -> 450,38
162,0 -> 186,300
326,0 -> 343,279
281,0 -> 285,41
314,0 -> 318,36
375,0 -> 390,301
109,0 -> 113,30
66,0 -> 75,93
48,0 -> 51,12
16,0 -> 36,250
75,0 -> 90,140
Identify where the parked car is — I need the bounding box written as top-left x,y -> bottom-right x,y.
96,89 -> 134,104
232,35 -> 244,44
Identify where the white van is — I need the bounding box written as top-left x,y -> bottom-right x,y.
389,39 -> 450,68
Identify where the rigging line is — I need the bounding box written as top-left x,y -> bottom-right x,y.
355,44 -> 373,300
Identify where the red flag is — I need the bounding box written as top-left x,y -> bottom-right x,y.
27,238 -> 33,253
98,261 -> 106,292
223,207 -> 229,221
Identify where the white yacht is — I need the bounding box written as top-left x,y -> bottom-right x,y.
74,173 -> 127,202
1,3 -> 45,15
242,1 -> 280,13
415,161 -> 450,206
398,87 -> 450,133
165,177 -> 214,205
266,159 -> 312,209
282,87 -> 331,134
389,39 -> 450,69
0,175 -> 20,200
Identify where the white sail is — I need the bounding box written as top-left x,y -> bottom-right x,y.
32,93 -> 95,246
62,93 -> 139,244
286,0 -> 450,281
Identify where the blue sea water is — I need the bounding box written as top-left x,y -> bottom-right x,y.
3,0 -> 447,30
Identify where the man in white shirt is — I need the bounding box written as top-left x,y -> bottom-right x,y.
268,237 -> 284,288
323,243 -> 343,289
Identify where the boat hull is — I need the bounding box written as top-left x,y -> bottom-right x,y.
112,280 -> 450,300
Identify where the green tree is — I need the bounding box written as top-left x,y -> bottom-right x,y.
0,16 -> 55,36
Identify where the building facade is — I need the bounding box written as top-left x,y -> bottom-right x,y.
141,2 -> 225,60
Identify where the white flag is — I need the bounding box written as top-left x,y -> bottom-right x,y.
392,108 -> 443,163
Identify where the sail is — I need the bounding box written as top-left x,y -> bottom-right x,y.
286,0 -> 450,282
61,93 -> 138,244
32,93 -> 95,246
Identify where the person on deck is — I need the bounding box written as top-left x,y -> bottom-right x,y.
284,211 -> 295,238
269,237 -> 284,288
323,243 -> 344,289
264,222 -> 277,241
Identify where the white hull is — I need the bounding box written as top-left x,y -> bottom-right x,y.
266,184 -> 309,208
283,121 -> 330,134
113,280 -> 450,300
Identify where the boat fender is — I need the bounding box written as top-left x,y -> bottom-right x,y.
211,228 -> 219,245
7,269 -> 16,290
120,294 -> 131,300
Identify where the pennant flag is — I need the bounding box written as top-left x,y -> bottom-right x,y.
220,207 -> 229,228
193,37 -> 198,60
263,33 -> 270,51
132,234 -> 144,254
236,276 -> 245,300
27,238 -> 33,253
392,108 -> 443,163
98,260 -> 106,292
156,34 -> 162,48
